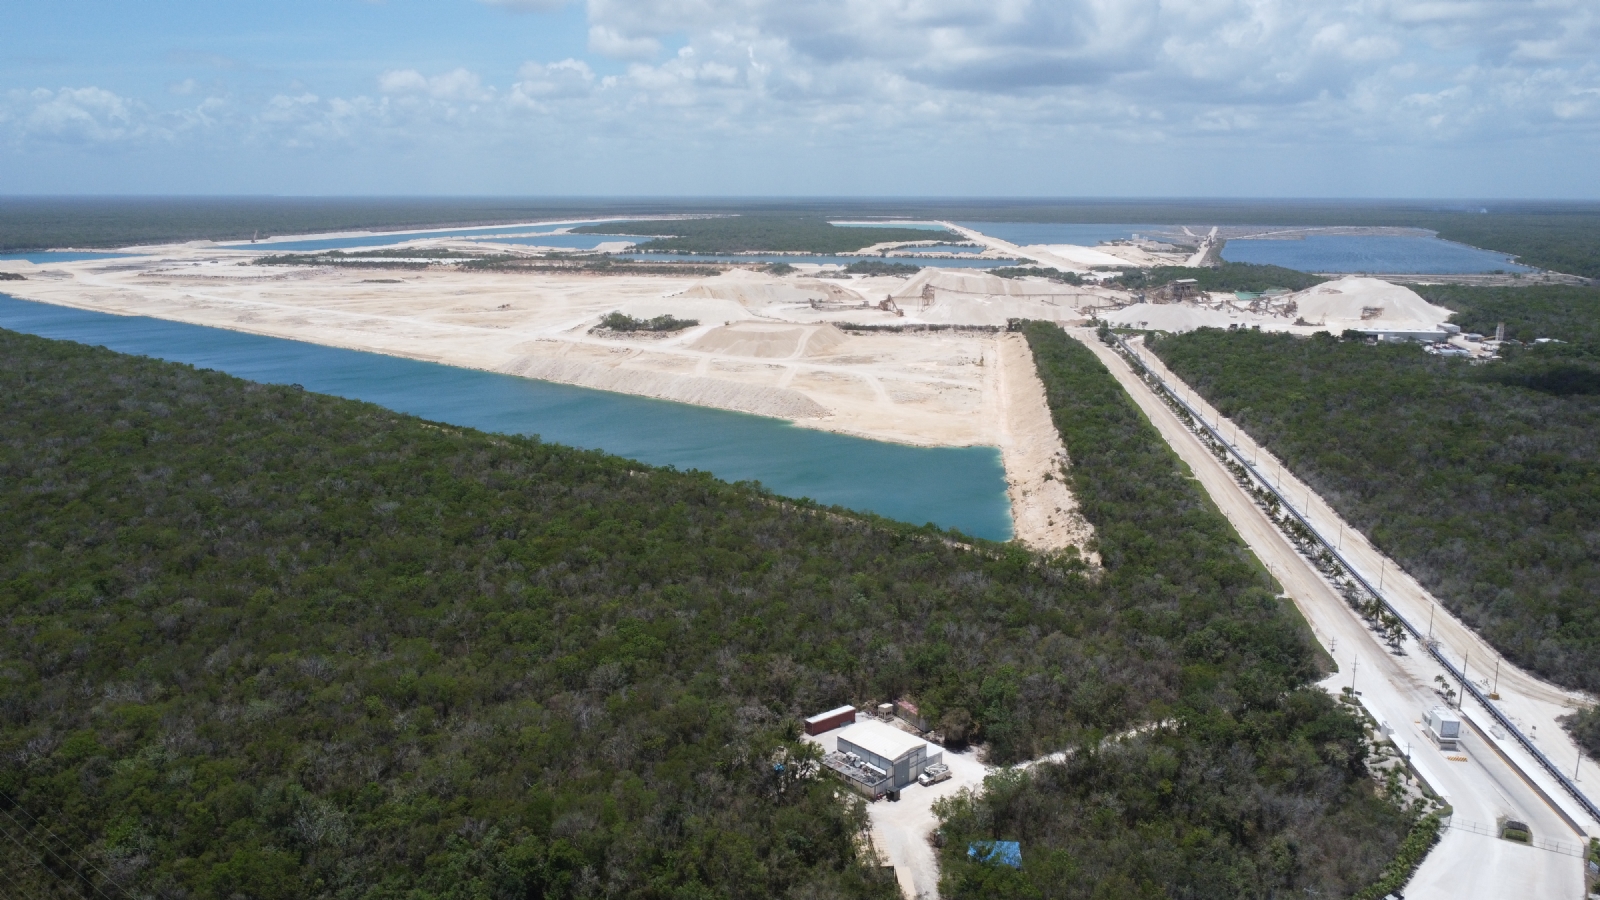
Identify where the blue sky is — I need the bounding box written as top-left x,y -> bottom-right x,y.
4,0 -> 1598,197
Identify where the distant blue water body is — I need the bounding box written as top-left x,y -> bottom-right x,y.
0,294 -> 1012,540
1221,235 -> 1534,274
221,221 -> 618,252
896,244 -> 988,255
957,223 -> 1166,246
2,252 -> 139,263
620,253 -> 1016,268
487,234 -> 653,249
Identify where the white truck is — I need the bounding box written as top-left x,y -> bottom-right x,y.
917,762 -> 952,786
1424,707 -> 1462,751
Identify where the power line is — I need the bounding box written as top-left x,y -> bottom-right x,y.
0,812 -> 57,900
2,787 -> 126,883
0,802 -> 122,900
0,795 -> 127,899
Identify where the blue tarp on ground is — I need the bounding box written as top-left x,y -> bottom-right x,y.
968,840 -> 1022,868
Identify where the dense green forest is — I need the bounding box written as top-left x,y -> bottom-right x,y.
255,250 -> 491,266
1114,263 -> 1326,293
455,255 -> 728,277
1148,327 -> 1600,697
4,199 -> 1595,279
932,324 -> 1413,900
1427,214 -> 1600,281
1413,284 -> 1600,346
0,327 -> 1415,898
990,267 -> 1083,285
842,260 -> 921,276
570,218 -> 950,254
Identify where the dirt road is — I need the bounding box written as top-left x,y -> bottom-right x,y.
802,728 -> 989,900
994,333 -> 1097,556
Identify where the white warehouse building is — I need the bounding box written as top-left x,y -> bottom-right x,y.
835,719 -> 943,790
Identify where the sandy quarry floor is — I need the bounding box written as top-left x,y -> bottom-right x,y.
0,247 -> 1114,553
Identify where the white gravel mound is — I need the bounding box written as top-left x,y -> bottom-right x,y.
1290,277 -> 1455,330
1023,244 -> 1132,268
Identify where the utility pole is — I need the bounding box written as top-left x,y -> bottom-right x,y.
1337,523 -> 1343,550
1491,659 -> 1500,698
1350,654 -> 1359,694
1427,603 -> 1435,641
1379,559 -> 1386,591
1459,651 -> 1469,710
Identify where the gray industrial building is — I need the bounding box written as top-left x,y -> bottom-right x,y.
834,719 -> 943,791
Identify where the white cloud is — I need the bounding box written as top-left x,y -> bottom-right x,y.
9,0 -> 1598,191
378,68 -> 491,102
3,87 -> 145,145
588,26 -> 661,60
512,59 -> 597,104
378,69 -> 429,94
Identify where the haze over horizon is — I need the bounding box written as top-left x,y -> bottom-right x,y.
5,0 -> 1599,198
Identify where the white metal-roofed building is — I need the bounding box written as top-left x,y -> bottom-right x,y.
835,719 -> 942,790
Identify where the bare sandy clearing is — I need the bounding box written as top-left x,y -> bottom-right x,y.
2,243 -> 1132,543
689,322 -> 851,359
996,333 -> 1099,557
0,258 -> 1005,445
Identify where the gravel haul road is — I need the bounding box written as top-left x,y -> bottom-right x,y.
1071,328 -> 1587,900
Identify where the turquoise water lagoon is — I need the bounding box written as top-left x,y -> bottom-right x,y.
0,294 -> 1013,540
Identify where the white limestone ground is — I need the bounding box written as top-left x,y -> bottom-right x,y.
0,243 -> 1117,554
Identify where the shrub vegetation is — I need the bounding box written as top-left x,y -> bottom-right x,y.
596,311 -> 699,332
1114,263 -> 1325,293
842,261 -> 922,276
990,267 -> 1083,285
